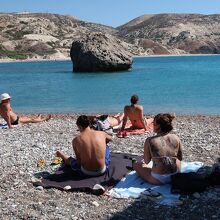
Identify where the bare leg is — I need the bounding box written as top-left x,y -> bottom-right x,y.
108,113 -> 124,127
19,114 -> 51,124
56,151 -> 71,165
133,162 -> 161,185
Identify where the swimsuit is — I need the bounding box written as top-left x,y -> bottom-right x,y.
151,171 -> 177,184
149,137 -> 178,184
70,145 -> 110,177
11,116 -> 19,125
81,164 -> 106,176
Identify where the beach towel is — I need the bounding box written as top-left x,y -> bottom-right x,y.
107,161 -> 203,205
116,118 -> 154,137
33,153 -> 140,194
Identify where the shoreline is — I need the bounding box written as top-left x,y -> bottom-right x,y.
1,53 -> 220,63
134,53 -> 220,58
12,113 -> 220,121
0,57 -> 71,63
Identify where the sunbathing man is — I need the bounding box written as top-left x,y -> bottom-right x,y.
121,95 -> 149,131
56,115 -> 112,176
0,93 -> 51,129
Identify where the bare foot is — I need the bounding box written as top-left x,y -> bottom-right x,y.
56,150 -> 68,160
56,151 -> 70,165
45,114 -> 52,121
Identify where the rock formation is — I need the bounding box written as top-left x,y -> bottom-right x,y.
70,32 -> 133,72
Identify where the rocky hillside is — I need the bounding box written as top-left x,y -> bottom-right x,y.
0,12 -> 119,60
1,12 -> 220,60
117,13 -> 220,55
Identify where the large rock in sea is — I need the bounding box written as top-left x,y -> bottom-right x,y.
70,32 -> 133,72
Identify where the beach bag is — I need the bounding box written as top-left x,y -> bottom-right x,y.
96,115 -> 113,135
171,166 -> 212,194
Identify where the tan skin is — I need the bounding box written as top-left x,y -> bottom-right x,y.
107,113 -> 124,127
57,126 -> 112,171
133,119 -> 183,185
0,98 -> 51,128
121,103 -> 148,131
93,113 -> 124,127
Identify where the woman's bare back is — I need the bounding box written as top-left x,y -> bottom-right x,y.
149,134 -> 181,174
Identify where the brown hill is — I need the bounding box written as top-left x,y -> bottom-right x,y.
1,13 -> 220,60
0,12 -> 118,60
117,13 -> 220,55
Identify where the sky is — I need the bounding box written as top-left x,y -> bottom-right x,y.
1,0 -> 220,27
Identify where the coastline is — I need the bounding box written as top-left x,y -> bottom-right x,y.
14,113 -> 220,120
0,57 -> 71,63
1,53 -> 220,63
133,53 -> 220,58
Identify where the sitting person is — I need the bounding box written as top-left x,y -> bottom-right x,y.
133,113 -> 183,185
0,93 -> 51,129
120,94 -> 151,131
56,115 -> 112,176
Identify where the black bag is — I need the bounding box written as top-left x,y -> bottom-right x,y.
171,166 -> 212,194
209,162 -> 220,186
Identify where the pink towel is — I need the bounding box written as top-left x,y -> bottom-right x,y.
117,118 -> 154,137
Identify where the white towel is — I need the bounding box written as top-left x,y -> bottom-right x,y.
108,161 -> 203,205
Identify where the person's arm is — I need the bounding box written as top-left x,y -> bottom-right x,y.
3,105 -> 12,129
121,107 -> 128,131
72,138 -> 81,165
143,138 -> 151,164
105,132 -> 112,143
139,107 -> 147,130
177,139 -> 183,161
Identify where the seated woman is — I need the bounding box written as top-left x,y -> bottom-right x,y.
133,113 -> 183,185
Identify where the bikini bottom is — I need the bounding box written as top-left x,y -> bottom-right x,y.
151,171 -> 177,184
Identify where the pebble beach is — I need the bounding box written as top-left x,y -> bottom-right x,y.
0,114 -> 220,219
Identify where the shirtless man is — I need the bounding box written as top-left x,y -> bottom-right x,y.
0,93 -> 51,129
56,115 -> 112,176
121,95 -> 148,131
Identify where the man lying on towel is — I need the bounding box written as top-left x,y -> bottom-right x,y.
120,95 -> 152,132
56,115 -> 112,176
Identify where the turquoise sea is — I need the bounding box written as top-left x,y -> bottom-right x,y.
0,56 -> 220,115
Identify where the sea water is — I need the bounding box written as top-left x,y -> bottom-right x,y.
0,56 -> 219,115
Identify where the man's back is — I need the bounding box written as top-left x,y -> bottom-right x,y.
124,104 -> 145,129
73,129 -> 110,171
